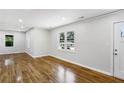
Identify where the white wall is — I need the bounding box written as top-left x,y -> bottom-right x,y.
25,29 -> 34,56
1,10 -> 124,76
49,10 -> 124,76
0,31 -> 26,54
26,27 -> 50,57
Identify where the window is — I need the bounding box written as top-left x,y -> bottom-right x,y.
66,31 -> 75,51
5,35 -> 14,47
58,32 -> 65,49
59,32 -> 65,43
58,31 -> 75,52
121,29 -> 124,37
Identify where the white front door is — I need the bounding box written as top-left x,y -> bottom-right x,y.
114,22 -> 124,79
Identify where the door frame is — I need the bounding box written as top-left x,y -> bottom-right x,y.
112,21 -> 124,77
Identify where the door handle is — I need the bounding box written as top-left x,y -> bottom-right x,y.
114,49 -> 118,55
115,49 -> 117,51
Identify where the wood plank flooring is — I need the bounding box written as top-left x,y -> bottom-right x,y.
0,53 -> 123,83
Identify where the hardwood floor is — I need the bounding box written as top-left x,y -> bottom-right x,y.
0,53 -> 123,83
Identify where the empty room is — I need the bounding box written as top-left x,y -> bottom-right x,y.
0,9 -> 124,83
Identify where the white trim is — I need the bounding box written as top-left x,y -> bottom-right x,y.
24,51 -> 34,58
109,23 -> 114,76
49,54 -> 112,76
112,21 -> 124,78
32,54 -> 48,58
25,51 -> 48,58
0,51 -> 25,55
57,48 -> 76,53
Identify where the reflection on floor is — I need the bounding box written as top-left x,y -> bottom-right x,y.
5,58 -> 14,66
0,53 -> 123,83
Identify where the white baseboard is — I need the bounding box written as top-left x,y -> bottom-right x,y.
25,51 -> 48,58
49,54 -> 112,76
24,51 -> 34,58
32,54 -> 48,58
0,51 -> 25,55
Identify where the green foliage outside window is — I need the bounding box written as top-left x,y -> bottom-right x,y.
5,35 -> 13,47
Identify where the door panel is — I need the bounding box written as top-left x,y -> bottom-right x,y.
114,22 -> 124,79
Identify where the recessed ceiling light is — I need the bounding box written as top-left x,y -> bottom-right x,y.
18,18 -> 23,22
62,17 -> 66,20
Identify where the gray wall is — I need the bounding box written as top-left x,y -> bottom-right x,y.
49,10 -> 124,75
0,31 -> 26,54
26,27 -> 50,57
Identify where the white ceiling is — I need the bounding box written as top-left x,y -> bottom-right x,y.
0,9 -> 119,31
